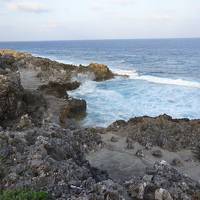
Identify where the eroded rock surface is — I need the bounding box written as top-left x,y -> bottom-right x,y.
1,49 -> 114,83
38,81 -> 80,98
1,49 -> 200,199
0,123 -> 108,199
125,161 -> 200,200
60,98 -> 87,123
108,114 -> 200,151
0,71 -> 24,121
87,63 -> 114,81
0,55 -> 47,128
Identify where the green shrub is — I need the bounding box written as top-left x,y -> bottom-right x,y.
0,190 -> 49,200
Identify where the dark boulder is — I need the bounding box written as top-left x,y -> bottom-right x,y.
60,98 -> 87,123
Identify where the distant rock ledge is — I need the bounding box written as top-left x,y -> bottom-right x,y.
0,49 -> 114,127
0,49 -> 114,82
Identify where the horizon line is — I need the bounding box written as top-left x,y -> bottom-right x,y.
0,37 -> 200,43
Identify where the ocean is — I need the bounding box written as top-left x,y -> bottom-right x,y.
0,39 -> 200,127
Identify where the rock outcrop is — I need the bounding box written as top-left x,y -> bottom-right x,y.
0,71 -> 24,122
87,63 -> 114,81
60,98 -> 87,123
108,114 -> 200,151
0,50 -> 114,83
125,161 -> 200,200
0,56 -> 46,127
0,49 -> 31,60
1,120 -> 200,199
0,123 -> 107,199
38,81 -> 80,98
0,49 -> 114,125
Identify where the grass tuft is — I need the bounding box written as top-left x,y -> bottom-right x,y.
0,190 -> 49,200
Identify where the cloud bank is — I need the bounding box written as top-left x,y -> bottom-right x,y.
0,0 -> 199,41
8,1 -> 49,13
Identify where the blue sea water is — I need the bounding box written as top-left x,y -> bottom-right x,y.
0,39 -> 200,127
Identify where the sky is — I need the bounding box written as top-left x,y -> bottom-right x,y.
0,0 -> 200,41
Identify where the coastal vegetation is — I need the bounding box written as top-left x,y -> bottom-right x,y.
0,190 -> 48,200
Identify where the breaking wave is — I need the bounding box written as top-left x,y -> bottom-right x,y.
113,69 -> 200,89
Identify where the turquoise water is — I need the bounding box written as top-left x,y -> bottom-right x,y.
0,39 -> 200,126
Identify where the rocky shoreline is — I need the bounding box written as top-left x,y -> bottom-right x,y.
0,49 -> 200,199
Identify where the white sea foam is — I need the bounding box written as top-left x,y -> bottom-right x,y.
68,80 -> 97,96
68,68 -> 200,127
137,75 -> 200,88
112,69 -> 139,78
113,69 -> 200,88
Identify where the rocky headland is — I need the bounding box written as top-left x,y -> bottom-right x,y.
0,49 -> 200,199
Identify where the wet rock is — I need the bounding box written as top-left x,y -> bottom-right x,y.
60,98 -> 86,122
152,150 -> 163,158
